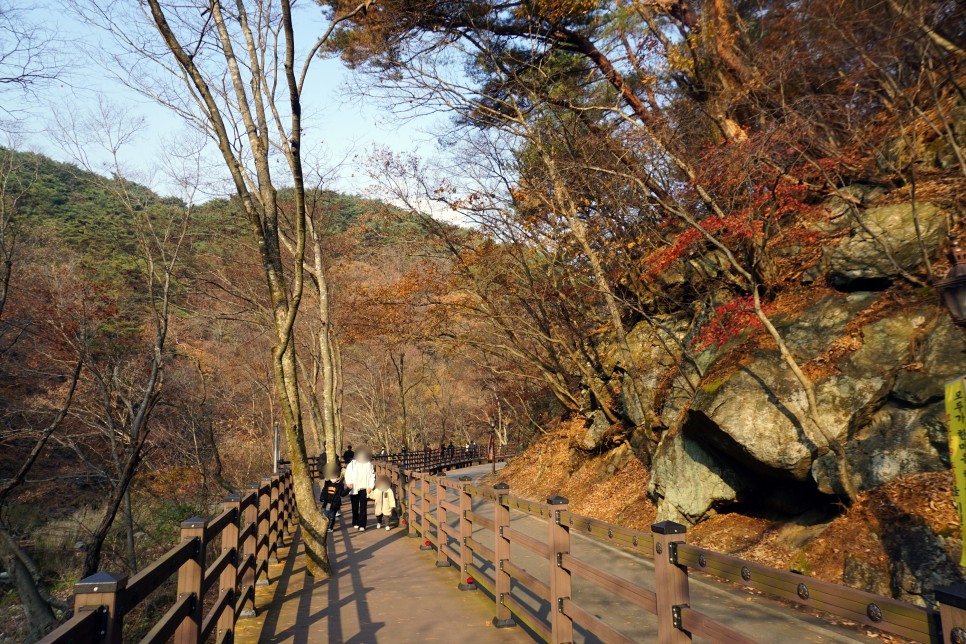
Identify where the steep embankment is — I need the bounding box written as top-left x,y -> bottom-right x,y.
499,422 -> 960,609
500,173 -> 966,609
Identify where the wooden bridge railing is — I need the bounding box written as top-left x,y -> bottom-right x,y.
374,459 -> 966,644
40,468 -> 296,644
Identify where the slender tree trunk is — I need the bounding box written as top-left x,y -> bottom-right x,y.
83,431 -> 148,577
122,489 -> 136,572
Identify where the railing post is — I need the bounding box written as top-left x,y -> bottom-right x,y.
269,474 -> 281,560
257,477 -> 271,584
218,494 -> 241,639
240,482 -> 258,616
406,470 -> 417,538
491,483 -> 515,628
458,476 -> 477,590
174,517 -> 206,644
936,584 -> 966,643
547,496 -> 573,644
277,470 -> 289,537
72,572 -> 127,643
436,476 -> 449,567
420,474 -> 432,548
652,521 -> 691,644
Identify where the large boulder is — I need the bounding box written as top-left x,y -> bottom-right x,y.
648,429 -> 748,524
894,315 -> 966,406
687,354 -> 885,481
777,291 -> 879,361
823,202 -> 946,290
812,401 -> 947,494
886,524 -> 963,608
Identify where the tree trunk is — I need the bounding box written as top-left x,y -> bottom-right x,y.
0,528 -> 56,641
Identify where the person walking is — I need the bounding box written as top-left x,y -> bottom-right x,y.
319,464 -> 347,533
345,449 -> 375,531
370,475 -> 397,531
342,444 -> 355,466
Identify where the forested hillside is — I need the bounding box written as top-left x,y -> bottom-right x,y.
0,148 -> 515,638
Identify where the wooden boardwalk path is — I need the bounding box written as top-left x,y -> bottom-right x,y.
234,515 -> 530,643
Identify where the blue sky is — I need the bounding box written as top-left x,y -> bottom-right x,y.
10,2 -> 448,200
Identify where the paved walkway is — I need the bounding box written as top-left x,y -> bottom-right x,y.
234,501 -> 530,643
237,464 -> 876,644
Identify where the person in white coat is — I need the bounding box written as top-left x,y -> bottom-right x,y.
369,475 -> 397,530
345,449 -> 376,531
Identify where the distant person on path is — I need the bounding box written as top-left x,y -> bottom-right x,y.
401,445 -> 409,469
447,442 -> 455,459
319,464 -> 347,533
370,475 -> 397,531
345,449 -> 375,531
343,445 -> 354,466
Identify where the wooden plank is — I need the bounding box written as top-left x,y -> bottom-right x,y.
559,510 -> 654,556
679,606 -> 759,644
467,536 -> 495,562
204,507 -> 237,542
561,598 -> 637,644
503,526 -> 550,558
677,544 -> 935,640
202,549 -> 233,596
200,590 -> 232,642
468,511 -> 495,532
503,592 -> 551,641
125,539 -> 196,612
503,559 -> 550,601
505,495 -> 552,519
441,500 -> 460,516
443,544 -> 461,567
139,593 -> 194,644
467,563 -> 495,595
37,608 -> 101,644
439,521 -> 458,541
561,553 -> 656,614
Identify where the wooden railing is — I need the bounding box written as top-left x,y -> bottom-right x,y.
40,469 -> 296,644
376,444 -> 518,474
375,459 -> 966,644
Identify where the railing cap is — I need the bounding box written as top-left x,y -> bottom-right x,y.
75,571 -> 128,593
459,475 -> 472,482
652,520 -> 687,535
246,481 -> 260,489
493,482 -> 509,490
936,583 -> 966,610
223,493 -> 242,503
547,495 -> 568,506
181,516 -> 207,529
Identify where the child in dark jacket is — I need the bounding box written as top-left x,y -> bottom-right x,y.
319,464 -> 347,532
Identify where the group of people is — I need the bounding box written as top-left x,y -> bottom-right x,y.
318,445 -> 397,533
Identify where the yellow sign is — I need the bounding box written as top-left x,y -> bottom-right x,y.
945,377 -> 966,567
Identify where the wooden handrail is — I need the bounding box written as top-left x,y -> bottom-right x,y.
39,467 -> 296,644
40,608 -> 101,643
141,592 -> 194,644
204,507 -> 237,542
375,455 -> 951,644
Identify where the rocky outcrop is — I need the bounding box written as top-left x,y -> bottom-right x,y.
647,295 -> 953,522
648,428 -> 748,524
823,202 -> 946,290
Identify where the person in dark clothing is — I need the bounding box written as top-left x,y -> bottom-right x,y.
447,442 -> 455,459
319,464 -> 347,532
343,445 -> 354,466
